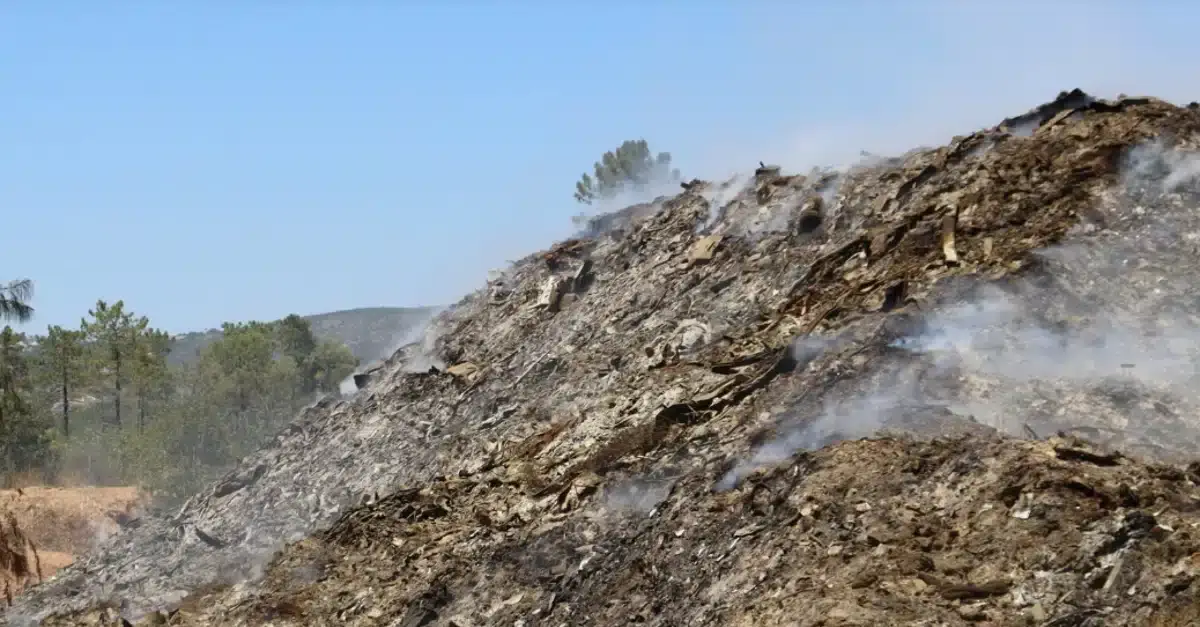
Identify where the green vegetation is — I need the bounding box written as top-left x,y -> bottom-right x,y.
0,282 -> 360,502
574,139 -> 680,205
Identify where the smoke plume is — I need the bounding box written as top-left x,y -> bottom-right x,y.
719,141 -> 1200,490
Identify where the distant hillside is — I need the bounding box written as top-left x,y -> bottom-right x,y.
167,306 -> 438,365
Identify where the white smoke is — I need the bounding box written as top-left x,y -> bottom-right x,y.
718,140 -> 1200,489
338,306 -> 449,395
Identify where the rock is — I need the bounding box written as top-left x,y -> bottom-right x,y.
895,578 -> 929,596
445,362 -> 481,379
957,603 -> 987,621
534,276 -> 567,311
674,319 -> 710,352
688,235 -> 723,263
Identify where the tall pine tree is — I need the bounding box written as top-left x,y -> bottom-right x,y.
37,325 -> 85,437
82,300 -> 147,429
0,326 -> 50,477
0,326 -> 31,443
131,327 -> 171,433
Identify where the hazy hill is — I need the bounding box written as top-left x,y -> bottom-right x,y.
167,306 -> 438,365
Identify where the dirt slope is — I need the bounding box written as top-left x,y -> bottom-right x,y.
0,487 -> 146,557
0,487 -> 144,606
19,91 -> 1200,626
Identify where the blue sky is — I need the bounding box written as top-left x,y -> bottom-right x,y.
3,1 -> 1197,334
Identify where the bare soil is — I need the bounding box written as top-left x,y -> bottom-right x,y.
0,485 -> 145,606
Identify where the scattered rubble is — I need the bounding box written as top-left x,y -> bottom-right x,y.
19,91 -> 1200,626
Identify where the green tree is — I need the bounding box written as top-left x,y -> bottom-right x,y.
0,326 -> 31,433
275,314 -> 317,365
200,322 -> 279,415
131,327 -> 171,433
81,300 -> 147,428
0,326 -> 51,476
273,314 -> 319,396
307,340 -> 359,395
0,279 -> 33,323
574,139 -> 679,205
36,325 -> 86,437
270,315 -> 358,396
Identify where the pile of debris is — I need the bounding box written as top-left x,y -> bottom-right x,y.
19,90 -> 1200,626
130,437 -> 1200,626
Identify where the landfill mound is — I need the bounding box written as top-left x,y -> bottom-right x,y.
19,91 -> 1200,625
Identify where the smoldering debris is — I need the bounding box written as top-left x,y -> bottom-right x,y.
1123,139 -> 1200,195
696,175 -> 748,234
720,141 -> 1200,490
396,307 -> 451,374
696,167 -> 842,241
724,271 -> 1200,487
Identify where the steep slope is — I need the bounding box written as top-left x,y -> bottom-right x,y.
167,306 -> 437,365
19,91 -> 1200,626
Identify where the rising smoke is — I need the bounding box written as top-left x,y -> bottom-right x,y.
718,141 -> 1200,490
337,306 -> 450,395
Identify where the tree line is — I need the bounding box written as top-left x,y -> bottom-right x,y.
0,279 -> 358,503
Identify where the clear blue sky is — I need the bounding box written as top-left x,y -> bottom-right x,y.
3,2 -> 1196,334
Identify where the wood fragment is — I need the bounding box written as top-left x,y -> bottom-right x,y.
941,214 -> 959,264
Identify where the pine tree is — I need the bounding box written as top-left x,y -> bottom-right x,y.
307,340 -> 358,395
37,325 -> 86,437
81,300 -> 146,429
0,326 -> 48,476
574,140 -> 680,205
0,326 -> 31,432
131,327 -> 171,433
270,315 -> 358,396
275,314 -> 317,365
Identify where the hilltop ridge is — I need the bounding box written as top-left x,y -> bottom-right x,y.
19,91 -> 1200,626
167,306 -> 438,366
